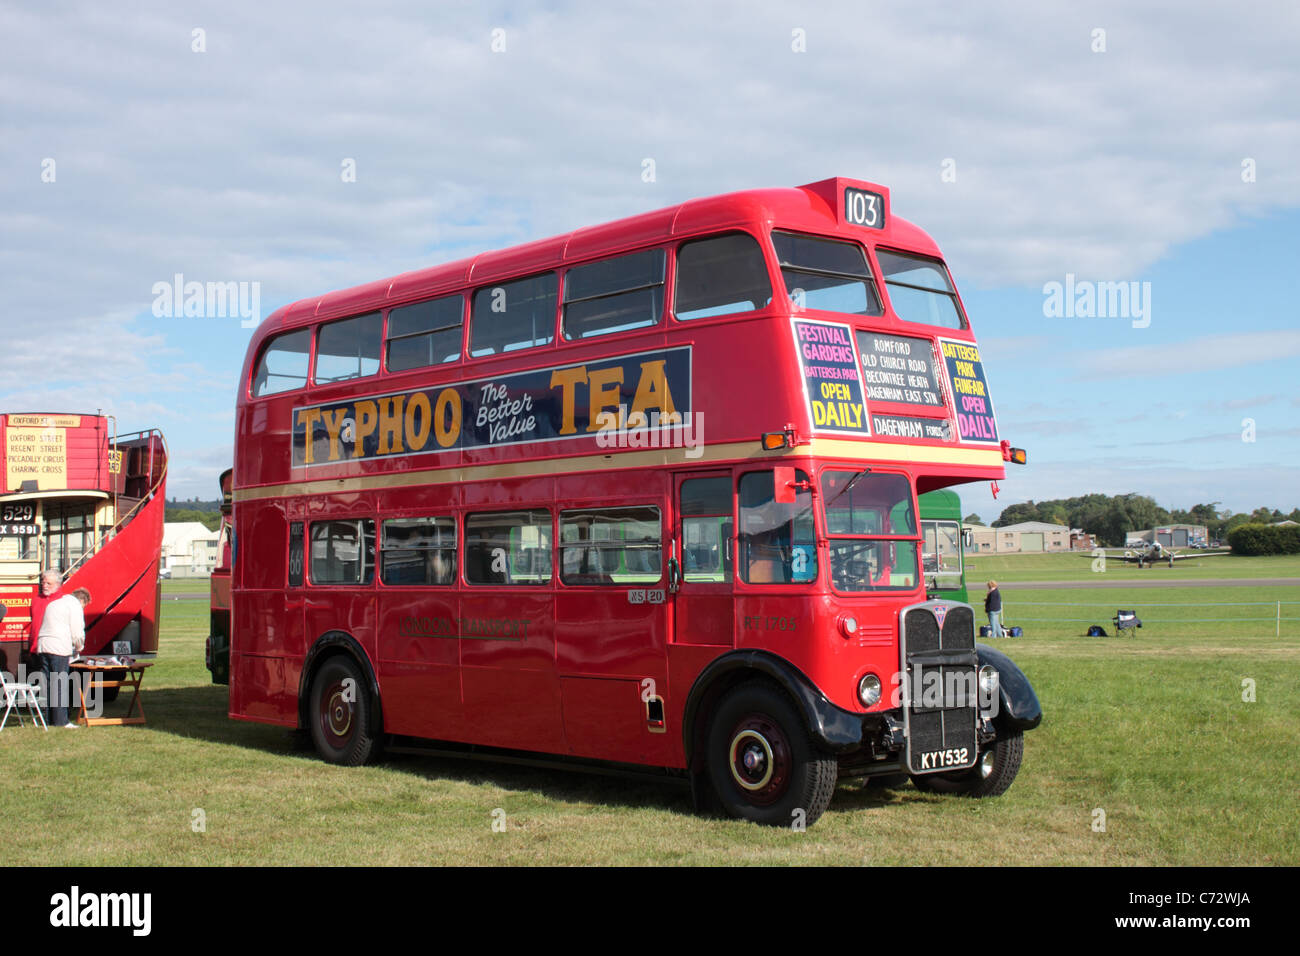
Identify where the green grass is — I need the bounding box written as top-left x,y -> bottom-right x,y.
2,577 -> 1297,865
966,551 -> 1300,581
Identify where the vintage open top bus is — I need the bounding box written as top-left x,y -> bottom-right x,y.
219,177 -> 1040,825
0,413 -> 167,682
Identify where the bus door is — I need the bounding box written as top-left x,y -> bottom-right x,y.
458,500 -> 566,754
300,516 -> 378,691
671,473 -> 735,647
373,515 -> 464,740
554,481 -> 673,764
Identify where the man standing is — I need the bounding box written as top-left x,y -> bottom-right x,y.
36,587 -> 91,728
28,568 -> 63,654
984,580 -> 1004,638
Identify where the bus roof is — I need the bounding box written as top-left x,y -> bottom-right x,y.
257,178 -> 944,337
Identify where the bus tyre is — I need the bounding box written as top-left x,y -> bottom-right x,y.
911,730 -> 1023,798
706,682 -> 837,827
309,656 -> 378,766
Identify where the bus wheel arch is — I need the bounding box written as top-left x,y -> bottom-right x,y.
704,680 -> 838,826
299,633 -> 385,766
682,652 -> 858,824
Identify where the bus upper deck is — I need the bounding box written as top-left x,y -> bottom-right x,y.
235,177 -> 1015,499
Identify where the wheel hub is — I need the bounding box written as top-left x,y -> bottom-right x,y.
727,714 -> 792,804
322,687 -> 353,740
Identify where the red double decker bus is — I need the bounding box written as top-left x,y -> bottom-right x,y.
0,414 -> 167,681
217,178 -> 1040,825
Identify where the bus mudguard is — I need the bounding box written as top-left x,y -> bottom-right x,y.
683,649 -> 866,761
976,642 -> 1043,731
299,631 -> 385,735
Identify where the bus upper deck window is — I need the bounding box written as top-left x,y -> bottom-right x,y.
674,233 -> 772,321
563,248 -> 666,340
875,249 -> 967,330
772,231 -> 883,316
470,273 -> 557,356
315,312 -> 382,384
387,295 -> 463,371
252,328 -> 311,397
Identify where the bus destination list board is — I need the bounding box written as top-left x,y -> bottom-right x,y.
793,320 -> 998,444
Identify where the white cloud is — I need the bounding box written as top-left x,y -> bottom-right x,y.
1072,330 -> 1300,377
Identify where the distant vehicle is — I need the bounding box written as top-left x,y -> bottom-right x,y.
0,412 -> 167,679
919,489 -> 971,603
1087,541 -> 1231,568
158,567 -> 172,580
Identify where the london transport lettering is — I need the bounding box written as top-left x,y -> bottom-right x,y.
292,347 -> 691,466
939,339 -> 999,443
398,615 -> 528,641
791,319 -> 870,436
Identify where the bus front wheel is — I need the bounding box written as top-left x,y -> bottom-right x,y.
309,656 -> 379,766
705,682 -> 837,827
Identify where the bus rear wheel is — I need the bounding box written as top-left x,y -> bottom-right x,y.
309,656 -> 379,766
910,730 -> 1023,798
706,682 -> 837,827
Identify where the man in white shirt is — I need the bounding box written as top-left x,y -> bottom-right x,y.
36,587 -> 91,728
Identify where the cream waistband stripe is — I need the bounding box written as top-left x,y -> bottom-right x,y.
232,440 -> 1004,502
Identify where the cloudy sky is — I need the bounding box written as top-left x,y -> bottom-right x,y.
2,0 -> 1297,520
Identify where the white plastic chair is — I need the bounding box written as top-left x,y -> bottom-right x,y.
1,670 -> 48,730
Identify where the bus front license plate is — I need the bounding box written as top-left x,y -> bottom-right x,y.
915,747 -> 972,772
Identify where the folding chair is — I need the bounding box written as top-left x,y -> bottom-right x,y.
1,670 -> 48,730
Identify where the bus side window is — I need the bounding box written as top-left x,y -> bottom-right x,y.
381,517 -> 456,585
562,248 -> 666,340
386,295 -> 464,372
309,519 -> 376,586
315,312 -> 382,384
559,507 -> 661,586
674,233 -> 773,321
470,273 -> 557,357
465,510 -> 552,586
252,328 -> 311,397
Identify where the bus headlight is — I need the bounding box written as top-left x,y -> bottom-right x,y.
839,615 -> 858,639
857,673 -> 882,707
978,664 -> 999,699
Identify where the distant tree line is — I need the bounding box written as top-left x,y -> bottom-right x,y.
165,497 -> 222,532
1226,523 -> 1300,555
990,494 -> 1300,548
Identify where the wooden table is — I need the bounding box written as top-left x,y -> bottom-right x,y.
70,660 -> 153,726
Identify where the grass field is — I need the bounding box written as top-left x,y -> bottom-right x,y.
3,557 -> 1297,865
966,551 -> 1300,582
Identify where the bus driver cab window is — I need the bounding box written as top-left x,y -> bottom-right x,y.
738,470 -> 816,585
